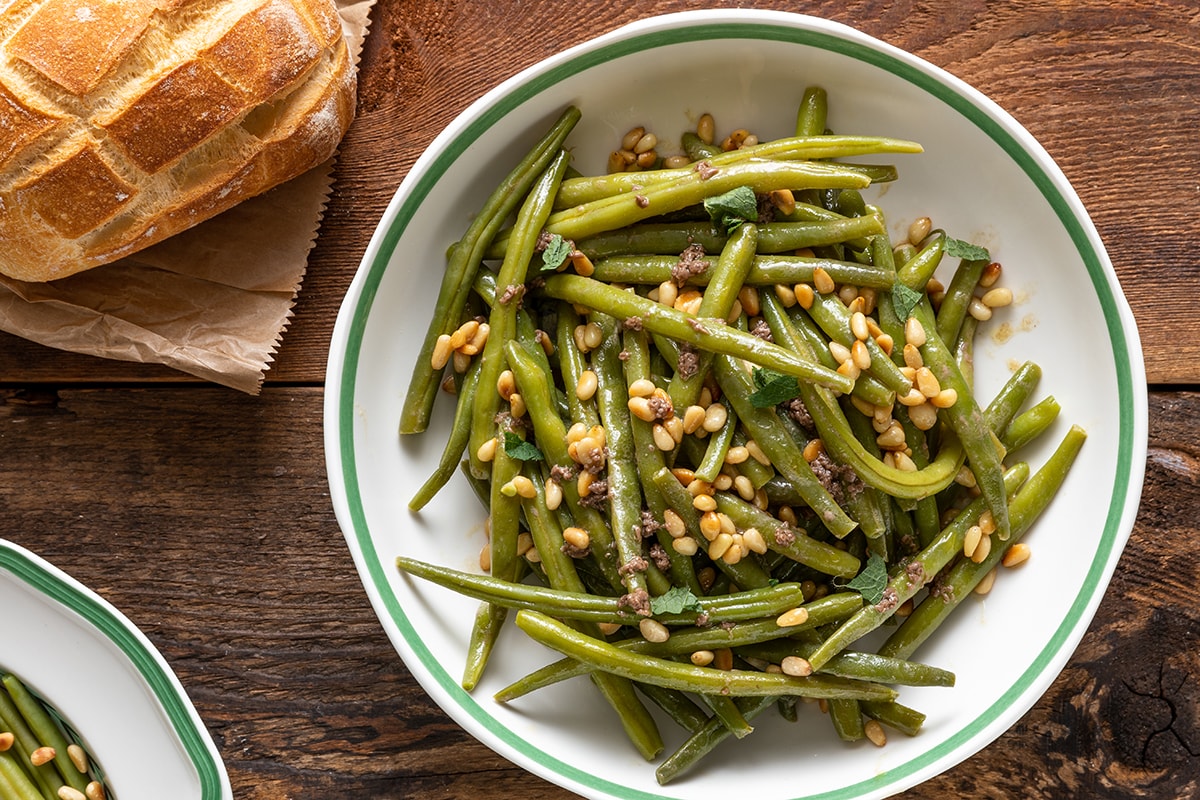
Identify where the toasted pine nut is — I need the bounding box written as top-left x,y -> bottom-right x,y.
0,732 -> 12,752
634,132 -> 658,154
85,782 -> 107,800
775,607 -> 810,627
733,475 -> 756,501
793,283 -> 815,309
724,445 -> 750,465
802,438 -> 824,462
903,343 -> 924,370
971,532 -> 992,563
31,746 -> 55,766
908,216 -> 932,246
652,423 -> 676,451
742,526 -> 768,554
663,509 -> 686,538
968,297 -> 993,321
915,366 -> 941,398
974,567 -> 998,595
703,403 -> 728,432
621,126 -> 645,151
691,649 -> 715,666
479,541 -> 491,571
963,525 -> 983,558
431,334 -> 453,369
508,392 -> 526,418
812,267 -> 836,295
699,511 -> 722,540
627,396 -> 655,422
851,339 -> 872,370
708,532 -> 734,561
562,526 -> 590,550
692,493 -> 717,512
58,788 -> 87,800
570,251 -> 595,276
829,341 -> 852,365
839,285 -> 859,306
511,475 -> 537,499
931,388 -> 958,408
982,287 -> 1014,308
657,280 -> 678,308
682,405 -> 707,433
737,285 -> 761,317
774,283 -> 797,307
904,317 -> 926,347
628,378 -> 656,397
476,437 -> 498,463
496,370 -> 517,399
850,311 -> 870,341
672,536 -> 699,556
876,421 -> 906,449
865,719 -> 887,747
978,510 -> 997,536
897,387 -> 927,407
908,401 -> 939,431
1002,542 -> 1031,567
980,261 -> 1003,287
769,188 -> 796,216
544,478 -> 563,510
745,439 -> 769,466
696,113 -> 716,144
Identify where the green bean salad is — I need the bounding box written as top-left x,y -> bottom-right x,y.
397,87 -> 1085,784
0,673 -> 107,800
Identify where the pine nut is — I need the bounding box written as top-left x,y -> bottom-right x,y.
544,478 -> 562,510
703,403 -> 728,432
672,536 -> 699,556
971,532 -> 992,563
974,567 -> 998,595
674,289 -> 703,315
769,188 -> 796,216
968,297 -> 993,321
982,287 -> 1013,308
657,280 -> 678,307
627,396 -> 655,422
980,261 -> 1003,288
673,467 -> 697,485
865,719 -> 887,747
58,788 -> 87,800
0,732 -> 11,752
774,283 -> 797,307
777,505 -> 797,526
781,656 -> 812,677
479,541 -> 491,571
431,334 -> 454,369
699,511 -> 722,540
663,509 -> 686,538
851,339 -> 872,370
742,526 -> 768,554
85,782 -> 106,800
908,216 -> 932,246
718,512 -> 736,537
621,126 -> 645,151
686,478 -> 712,497
476,437 -> 498,463
627,378 -> 656,398
915,367 -> 941,398
696,113 -> 716,144
690,650 -> 715,667
692,493 -> 717,512
931,388 -> 958,408
828,341 -> 852,365
775,607 -> 810,627
573,369 -> 596,401
838,285 -> 859,306
724,445 -> 750,465
904,317 -> 926,347
897,387 -> 927,407
682,404 -> 707,433
849,311 -> 870,341
639,618 -> 670,643
908,401 -> 938,431
634,132 -> 658,154
893,451 -> 917,471
511,475 -> 537,499
876,421 -> 907,449
737,285 -> 761,317
1002,542 -> 1031,567
664,416 -> 684,443
963,525 -> 983,558
715,475 -> 735,492
570,250 -> 595,276
903,343 -> 924,370
955,465 -> 977,488
793,283 -> 815,309
562,526 -> 590,550
708,532 -> 734,561
31,746 -> 55,766
812,267 -> 836,295
509,392 -> 526,418
582,322 -> 603,349
733,475 -> 756,501
744,439 -> 769,466
802,438 -> 824,462
652,423 -> 676,451
978,510 -> 997,536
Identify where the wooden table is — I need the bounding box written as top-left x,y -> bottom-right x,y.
3,2 -> 1196,797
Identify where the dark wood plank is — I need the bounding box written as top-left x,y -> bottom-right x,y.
1,385 -> 1194,797
0,0 -> 1195,385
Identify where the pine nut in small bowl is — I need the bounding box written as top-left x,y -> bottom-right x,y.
0,539 -> 232,800
325,9 -> 1146,800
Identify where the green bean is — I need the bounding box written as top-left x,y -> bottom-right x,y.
694,400 -> 737,483
681,131 -> 721,161
803,289 -> 913,395
504,342 -> 624,591
542,274 -> 854,393
655,695 -> 776,785
398,556 -> 810,625
894,228 -> 946,293
401,106 -> 580,434
592,313 -> 667,601
636,684 -> 711,734
466,148 -> 573,480
796,86 -> 829,136
936,257 -> 988,346
984,361 -> 1042,434
668,222 -> 758,410
408,355 -> 482,511
699,693 -> 755,739
0,748 -> 43,800
734,642 -> 955,687
566,216 -> 886,261
829,699 -> 866,742
555,302 -> 601,429
804,463 -> 1030,672
0,689 -> 61,798
1002,396 -> 1062,453
514,610 -> 899,700
784,301 -> 896,408
2,675 -> 88,793
461,441 -> 522,690
553,135 -> 918,207
861,699 -> 926,737
590,253 -> 894,290
879,425 -> 1087,660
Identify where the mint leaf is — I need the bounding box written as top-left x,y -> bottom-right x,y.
944,237 -> 990,262
846,552 -> 888,605
503,431 -> 543,462
891,283 -> 923,321
704,186 -> 758,235
540,233 -> 572,272
749,368 -> 802,408
650,586 -> 705,615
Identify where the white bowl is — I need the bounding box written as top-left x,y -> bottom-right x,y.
324,10 -> 1146,799
0,539 -> 232,799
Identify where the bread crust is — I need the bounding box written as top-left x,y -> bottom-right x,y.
0,0 -> 356,282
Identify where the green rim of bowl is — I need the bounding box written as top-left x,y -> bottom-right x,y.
334,16 -> 1140,800
0,542 -> 227,799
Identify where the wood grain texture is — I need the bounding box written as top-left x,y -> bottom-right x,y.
1,385 -> 1194,798
0,0 -> 1196,384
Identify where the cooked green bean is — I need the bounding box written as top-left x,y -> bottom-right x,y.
589,253 -> 895,290
401,106 -> 580,434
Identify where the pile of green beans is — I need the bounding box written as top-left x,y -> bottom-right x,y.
0,673 -> 106,800
397,88 -> 1085,784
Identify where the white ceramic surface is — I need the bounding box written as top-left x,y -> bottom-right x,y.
324,10 -> 1146,799
0,539 -> 232,800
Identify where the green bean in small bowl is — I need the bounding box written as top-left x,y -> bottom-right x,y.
324,10 -> 1146,800
0,539 -> 232,800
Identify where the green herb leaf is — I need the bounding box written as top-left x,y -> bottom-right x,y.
891,283 -> 923,321
749,367 -> 802,408
846,552 -> 888,605
503,431 -> 543,462
704,186 -> 758,235
650,586 -> 705,615
540,233 -> 572,272
944,237 -> 991,262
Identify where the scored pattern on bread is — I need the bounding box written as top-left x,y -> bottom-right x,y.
0,0 -> 355,282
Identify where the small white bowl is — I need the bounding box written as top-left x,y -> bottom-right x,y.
0,539 -> 231,800
325,10 -> 1146,799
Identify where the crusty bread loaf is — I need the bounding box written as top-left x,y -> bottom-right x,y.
0,0 -> 356,282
